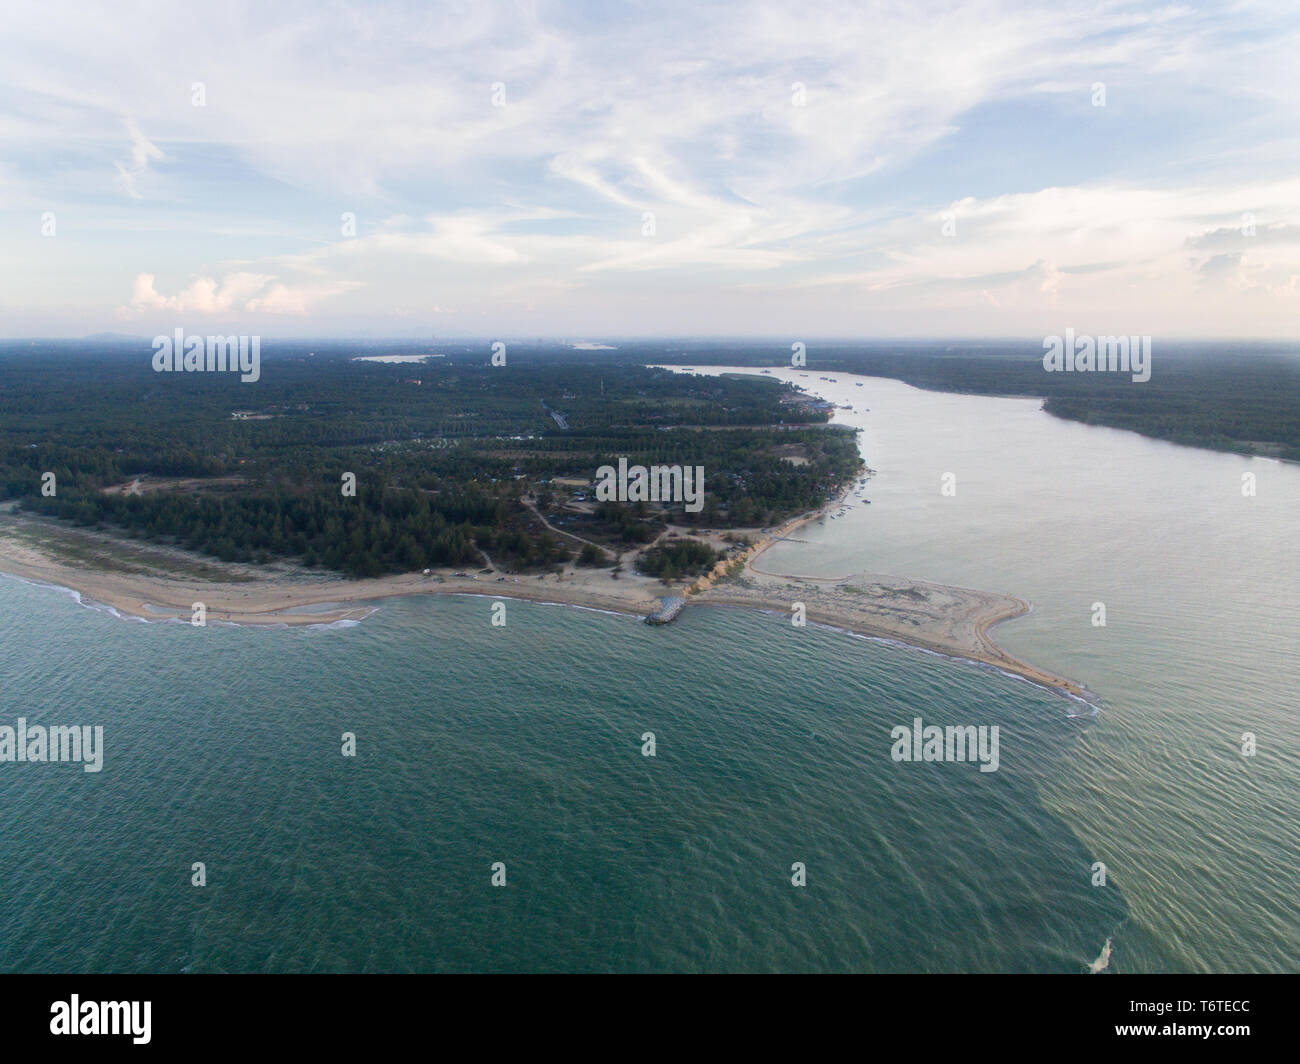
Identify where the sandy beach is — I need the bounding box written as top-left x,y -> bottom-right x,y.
0,504 -> 1086,700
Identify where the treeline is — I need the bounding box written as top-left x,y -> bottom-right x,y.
638,540 -> 719,579
0,345 -> 859,576
24,483 -> 523,577
591,501 -> 661,544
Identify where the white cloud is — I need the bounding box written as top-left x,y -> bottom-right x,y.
113,116 -> 163,199
2,0 -> 1298,335
116,271 -> 355,318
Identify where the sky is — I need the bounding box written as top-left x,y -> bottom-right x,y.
1,0 -> 1297,340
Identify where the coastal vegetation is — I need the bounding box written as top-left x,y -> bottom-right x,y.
0,343 -> 860,577
637,539 -> 719,579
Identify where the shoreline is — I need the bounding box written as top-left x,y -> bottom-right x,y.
0,505 -> 1089,701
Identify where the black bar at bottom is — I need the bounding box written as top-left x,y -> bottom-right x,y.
0,973 -> 1289,1052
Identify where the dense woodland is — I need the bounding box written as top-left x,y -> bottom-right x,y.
637,539 -> 722,580
0,342 -> 860,577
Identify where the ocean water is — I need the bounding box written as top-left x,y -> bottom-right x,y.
693,366 -> 1300,973
0,369 -> 1294,972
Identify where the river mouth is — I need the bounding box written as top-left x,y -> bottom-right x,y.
658,362 -> 1300,973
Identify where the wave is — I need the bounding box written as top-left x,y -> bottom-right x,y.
440,590 -> 641,622
0,573 -> 151,623
790,612 -> 1102,713
530,599 -> 639,621
208,611 -> 374,631
0,572 -> 375,631
1086,936 -> 1114,974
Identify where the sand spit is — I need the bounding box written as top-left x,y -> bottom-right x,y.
0,505 -> 1085,699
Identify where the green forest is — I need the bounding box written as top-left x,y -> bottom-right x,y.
0,343 -> 861,577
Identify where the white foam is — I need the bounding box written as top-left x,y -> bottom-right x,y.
0,571 -> 376,631
727,605 -> 1101,711
1087,937 -> 1113,973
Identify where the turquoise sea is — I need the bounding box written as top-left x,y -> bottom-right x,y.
0,369 -> 1295,972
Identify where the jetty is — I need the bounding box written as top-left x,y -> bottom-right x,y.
645,596 -> 686,625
